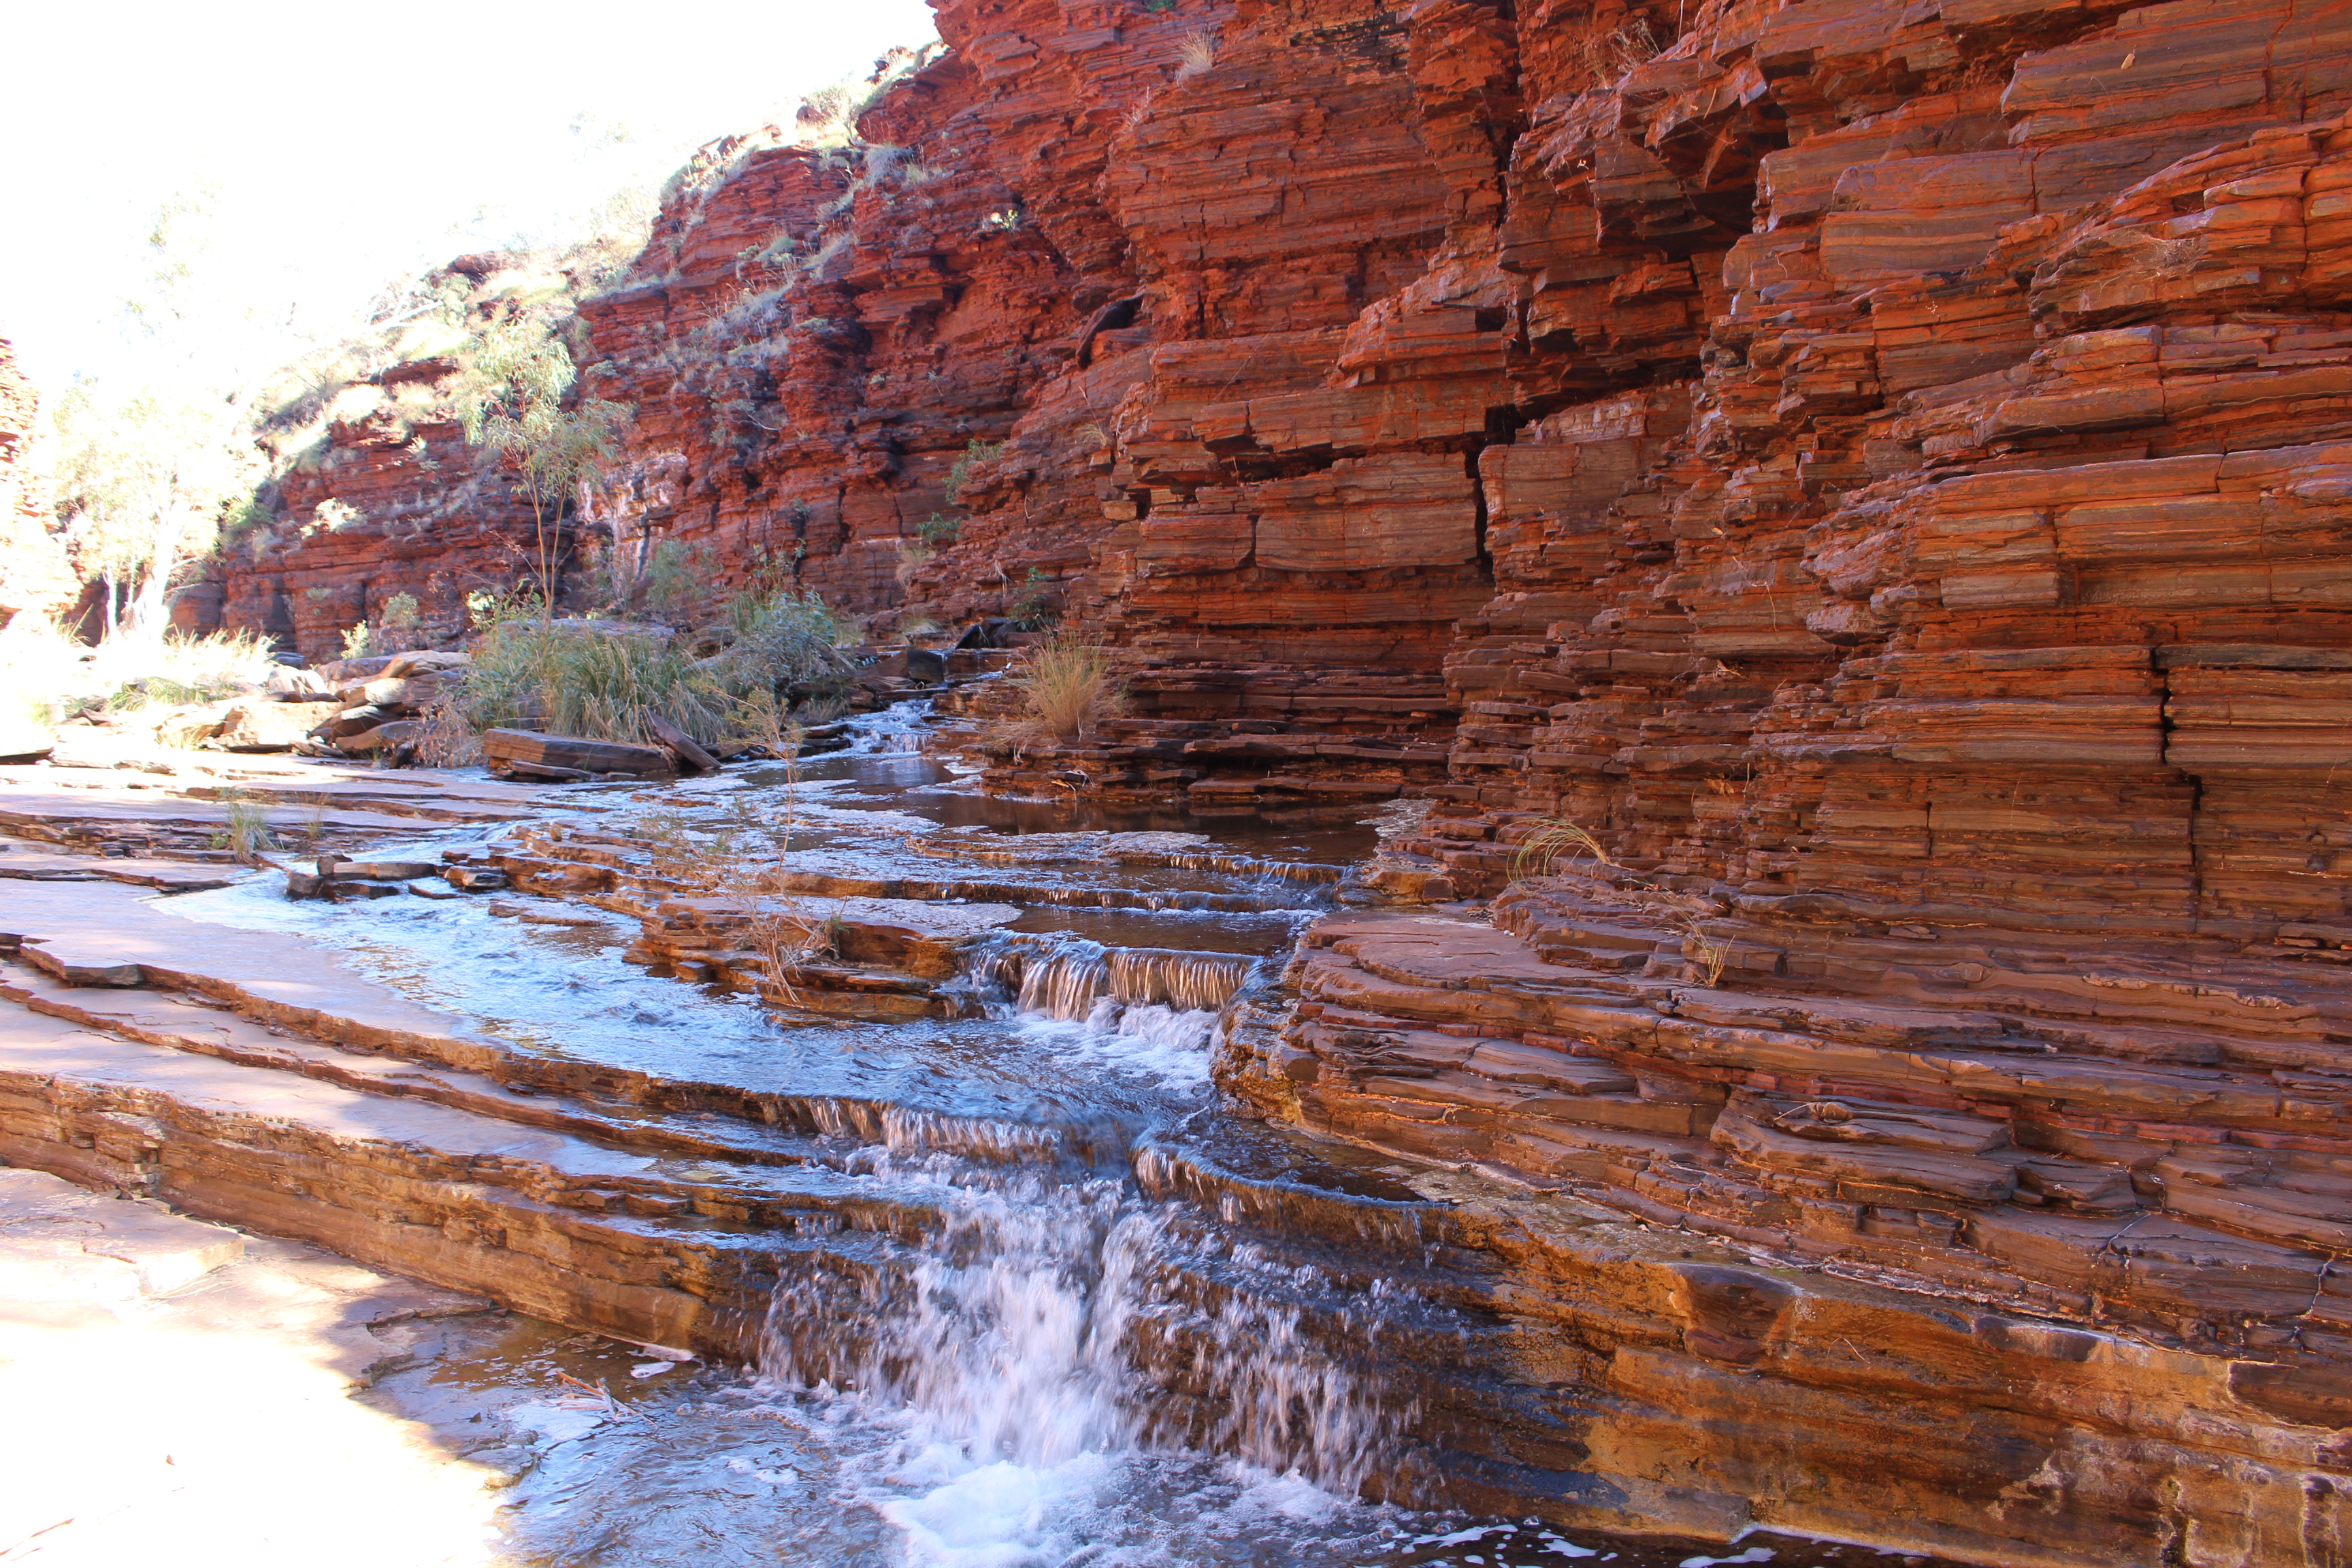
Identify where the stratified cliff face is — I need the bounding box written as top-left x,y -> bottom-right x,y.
210,0 -> 2352,1316
0,337 -> 73,627
1183,5 -> 2352,1559
174,252 -> 607,660
163,1 -> 2352,1554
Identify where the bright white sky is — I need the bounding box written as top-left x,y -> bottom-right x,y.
0,0 -> 940,395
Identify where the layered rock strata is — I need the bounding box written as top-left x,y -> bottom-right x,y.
143,0 -> 2352,1553
178,255 -> 621,661
1235,0 -> 2352,1367
0,845 -> 2329,1565
1188,5 -> 2352,1557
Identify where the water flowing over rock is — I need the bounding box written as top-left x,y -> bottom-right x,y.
54,0 -> 2352,1558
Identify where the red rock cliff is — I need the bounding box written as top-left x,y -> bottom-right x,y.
168,0 -> 2352,1554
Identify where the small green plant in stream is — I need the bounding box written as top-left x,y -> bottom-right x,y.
211,798 -> 280,865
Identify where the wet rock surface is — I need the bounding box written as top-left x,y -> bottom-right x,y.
0,706 -> 2333,1563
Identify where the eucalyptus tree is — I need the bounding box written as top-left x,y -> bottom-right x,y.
455,316 -> 631,623
48,194 -> 272,636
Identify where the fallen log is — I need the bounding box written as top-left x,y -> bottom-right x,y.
481,728 -> 675,779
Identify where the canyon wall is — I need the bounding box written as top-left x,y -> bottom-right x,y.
172,255 -> 618,660
177,3 -> 2352,1554
0,336 -> 72,627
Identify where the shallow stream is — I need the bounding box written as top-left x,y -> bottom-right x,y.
168,705 -> 1938,1568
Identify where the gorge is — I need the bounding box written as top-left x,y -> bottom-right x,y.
3,0 -> 2351,1561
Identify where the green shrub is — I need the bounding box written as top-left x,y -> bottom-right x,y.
947,439 -> 1003,493
1009,567 -> 1056,630
644,539 -> 713,621
211,798 -> 280,864
459,585 -> 848,748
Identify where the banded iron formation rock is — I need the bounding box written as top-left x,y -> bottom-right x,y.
152,0 -> 2352,1557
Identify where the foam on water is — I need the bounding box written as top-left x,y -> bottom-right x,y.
756,1140 -> 1413,1565
1017,1000 -> 1220,1088
146,704 -> 1584,1566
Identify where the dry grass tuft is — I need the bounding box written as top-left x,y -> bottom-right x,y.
1577,16 -> 1665,84
992,633 -> 1127,750
213,798 -> 280,865
1511,819 -> 1616,881
1506,815 -> 1740,990
1,615 -> 278,743
411,691 -> 485,769
1173,31 -> 1218,81
745,902 -> 838,1005
1684,924 -> 1733,988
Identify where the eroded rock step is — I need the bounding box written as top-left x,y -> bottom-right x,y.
477,812 -> 1333,1018
6,871 -> 2339,1565
0,875 -> 1111,1144
1242,911 -> 2352,1338
14,805 -> 2342,1565
0,853 -> 1588,1524
0,941 -> 1536,1519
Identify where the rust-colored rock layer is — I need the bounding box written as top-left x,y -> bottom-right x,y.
171,0 -> 2352,1555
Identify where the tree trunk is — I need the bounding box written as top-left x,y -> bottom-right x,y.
131,502 -> 191,635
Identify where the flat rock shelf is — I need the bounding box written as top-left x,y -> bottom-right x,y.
0,704 -> 2329,1566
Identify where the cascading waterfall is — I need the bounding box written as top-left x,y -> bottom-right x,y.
754,1151 -> 1403,1494
181,698 -> 1494,1563
943,934 -> 1269,1088
962,933 -> 1262,1022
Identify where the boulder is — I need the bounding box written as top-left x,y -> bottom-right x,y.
154,708 -> 228,749
312,655 -> 402,686
342,673 -> 462,713
381,651 -> 469,679
213,700 -> 343,752
336,860 -> 440,880
338,719 -> 425,754
480,728 -> 675,779
644,710 -> 719,773
261,666 -> 336,702
855,646 -> 948,683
